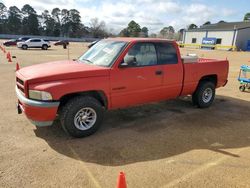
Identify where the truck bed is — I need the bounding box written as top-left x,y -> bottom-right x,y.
181,58 -> 229,96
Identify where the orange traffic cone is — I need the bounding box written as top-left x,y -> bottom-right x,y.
8,56 -> 12,63
6,52 -> 12,62
16,62 -> 20,71
116,172 -> 127,188
6,52 -> 10,59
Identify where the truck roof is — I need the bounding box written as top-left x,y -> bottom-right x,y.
107,37 -> 174,43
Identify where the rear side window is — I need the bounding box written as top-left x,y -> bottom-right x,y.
30,39 -> 41,42
156,42 -> 178,65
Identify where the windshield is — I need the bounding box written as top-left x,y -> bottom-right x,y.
78,40 -> 127,67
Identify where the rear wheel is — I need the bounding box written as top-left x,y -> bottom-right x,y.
22,45 -> 28,50
192,81 -> 215,108
239,85 -> 245,92
60,96 -> 104,138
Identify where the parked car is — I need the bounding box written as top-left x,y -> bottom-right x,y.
54,40 -> 69,46
3,39 -> 18,46
15,38 -> 229,137
17,38 -> 51,50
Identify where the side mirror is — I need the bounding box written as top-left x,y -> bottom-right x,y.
120,56 -> 136,68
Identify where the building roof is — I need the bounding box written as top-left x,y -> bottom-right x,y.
187,21 -> 250,32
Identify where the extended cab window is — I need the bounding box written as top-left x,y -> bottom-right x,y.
156,42 -> 178,65
124,43 -> 157,66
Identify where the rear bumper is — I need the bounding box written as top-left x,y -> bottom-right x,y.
16,86 -> 60,127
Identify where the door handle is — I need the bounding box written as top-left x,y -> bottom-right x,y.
155,70 -> 163,75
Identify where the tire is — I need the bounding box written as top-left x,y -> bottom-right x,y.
42,44 -> 48,50
22,45 -> 28,50
192,81 -> 215,108
60,96 -> 104,138
239,85 -> 245,92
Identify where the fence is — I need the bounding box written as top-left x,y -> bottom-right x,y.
178,43 -> 236,51
0,34 -> 98,42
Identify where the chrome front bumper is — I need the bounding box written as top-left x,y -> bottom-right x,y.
16,86 -> 60,108
16,86 -> 60,127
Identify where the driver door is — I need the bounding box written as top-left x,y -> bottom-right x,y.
110,42 -> 164,109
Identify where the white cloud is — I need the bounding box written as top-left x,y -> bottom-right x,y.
0,0 -> 237,34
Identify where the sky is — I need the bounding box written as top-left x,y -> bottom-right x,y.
0,0 -> 249,33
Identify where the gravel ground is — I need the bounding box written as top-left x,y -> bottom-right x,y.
0,41 -> 250,188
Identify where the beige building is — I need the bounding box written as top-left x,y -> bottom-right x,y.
183,22 -> 250,51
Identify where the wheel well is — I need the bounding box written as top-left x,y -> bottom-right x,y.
199,75 -> 217,86
58,91 -> 108,110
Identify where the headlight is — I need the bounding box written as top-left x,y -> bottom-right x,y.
29,90 -> 53,101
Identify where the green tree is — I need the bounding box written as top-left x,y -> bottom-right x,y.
203,21 -> 211,25
22,4 -> 36,15
0,2 -> 7,19
188,23 -> 198,30
61,9 -> 71,37
0,2 -> 7,33
127,20 -> 141,37
51,8 -> 61,24
141,27 -> 148,37
119,28 -> 129,37
160,26 -> 175,39
149,33 -> 157,38
51,8 -> 61,36
218,20 -> 226,23
243,13 -> 250,21
41,10 -> 56,36
7,6 -> 22,34
68,9 -> 82,37
21,4 -> 39,35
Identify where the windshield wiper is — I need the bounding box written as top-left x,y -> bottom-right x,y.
80,58 -> 93,64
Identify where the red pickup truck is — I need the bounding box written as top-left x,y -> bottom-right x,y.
16,38 -> 229,137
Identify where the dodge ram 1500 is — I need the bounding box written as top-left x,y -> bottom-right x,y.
16,38 -> 229,137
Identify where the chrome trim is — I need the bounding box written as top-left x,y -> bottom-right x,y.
29,119 -> 53,127
16,86 -> 60,108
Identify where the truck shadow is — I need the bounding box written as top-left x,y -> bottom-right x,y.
34,95 -> 250,166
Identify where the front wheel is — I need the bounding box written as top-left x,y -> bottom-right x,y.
192,81 -> 215,108
60,96 -> 104,138
22,45 -> 28,50
42,44 -> 48,50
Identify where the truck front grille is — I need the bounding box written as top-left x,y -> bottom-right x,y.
16,77 -> 25,94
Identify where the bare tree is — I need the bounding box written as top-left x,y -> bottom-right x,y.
89,18 -> 106,38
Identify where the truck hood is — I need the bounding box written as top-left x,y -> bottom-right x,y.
17,60 -> 110,83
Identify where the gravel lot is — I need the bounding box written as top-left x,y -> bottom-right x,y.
0,41 -> 250,188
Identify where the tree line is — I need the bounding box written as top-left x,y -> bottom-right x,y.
1,2 -> 250,39
0,2 -> 108,38
119,12 -> 250,39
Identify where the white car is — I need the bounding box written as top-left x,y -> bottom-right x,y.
17,38 -> 51,50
